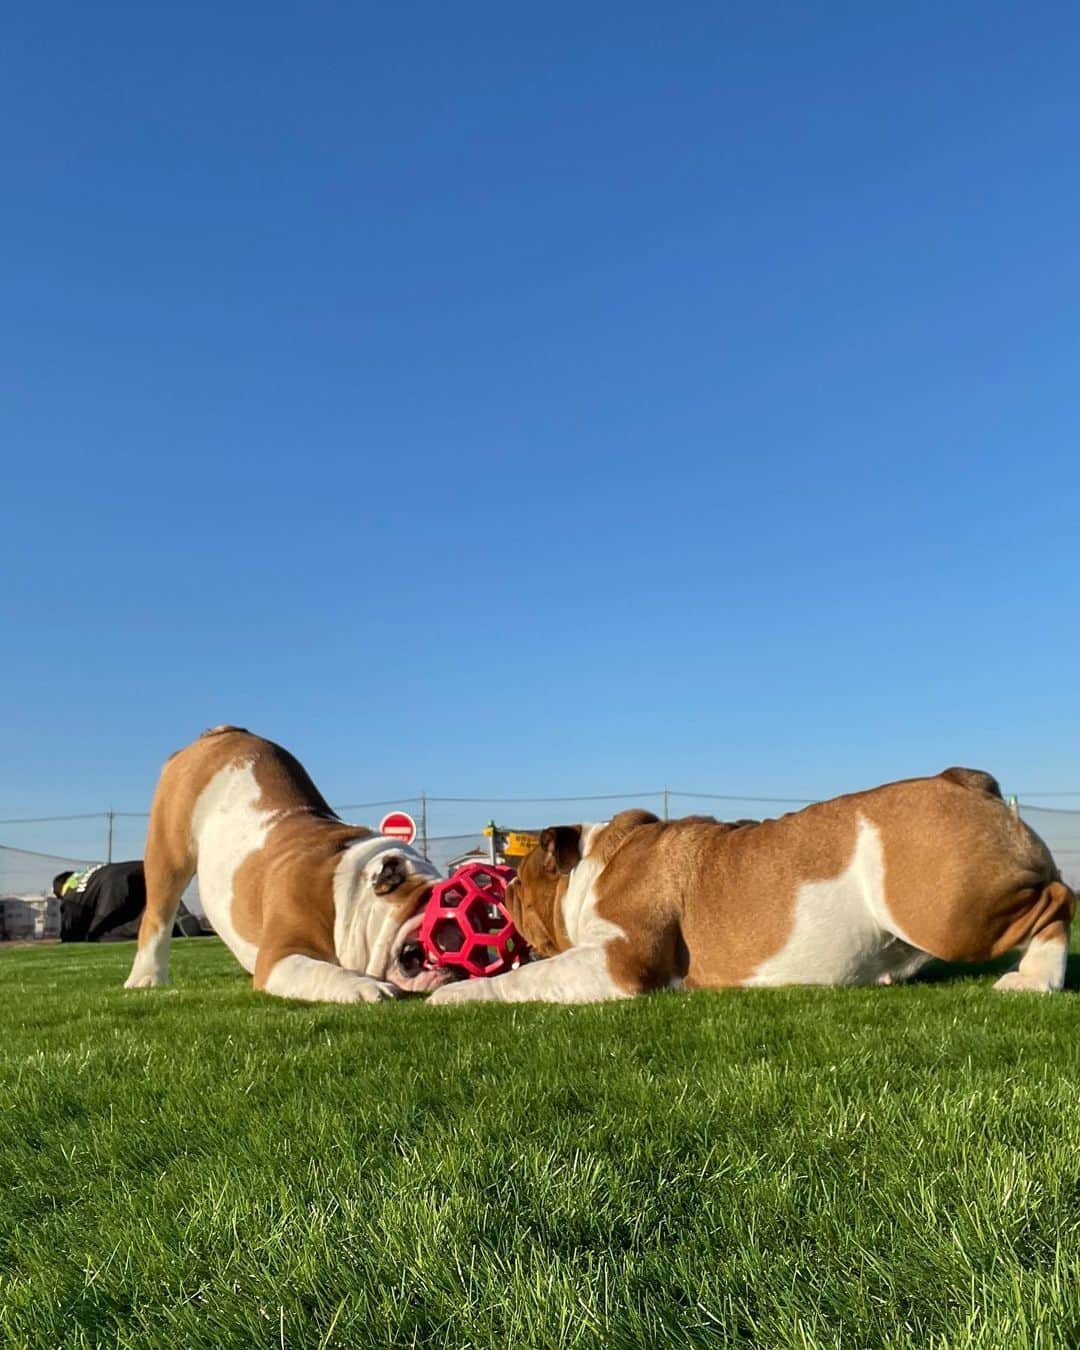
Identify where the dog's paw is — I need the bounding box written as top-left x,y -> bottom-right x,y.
993,971 -> 1054,994
427,980 -> 484,1006
123,971 -> 168,989
351,979 -> 400,1003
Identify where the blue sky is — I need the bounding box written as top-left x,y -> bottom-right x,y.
3,1 -> 1079,859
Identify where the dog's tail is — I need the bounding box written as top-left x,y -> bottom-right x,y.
939,767 -> 1003,799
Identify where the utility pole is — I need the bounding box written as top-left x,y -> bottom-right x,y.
106,810 -> 114,863
662,788 -> 669,821
420,792 -> 428,858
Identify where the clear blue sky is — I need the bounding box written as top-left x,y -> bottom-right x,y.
3,2 -> 1079,858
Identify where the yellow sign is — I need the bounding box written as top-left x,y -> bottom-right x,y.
504,832 -> 540,856
481,827 -> 540,856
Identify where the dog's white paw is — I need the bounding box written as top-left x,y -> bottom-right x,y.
350,979 -> 400,1003
993,971 -> 1054,994
123,971 -> 168,989
428,980 -> 485,1006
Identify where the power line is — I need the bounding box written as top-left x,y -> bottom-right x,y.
4,788 -> 1080,828
424,791 -> 664,805
0,842 -> 99,861
669,790 -> 815,804
332,798 -> 422,812
0,812 -> 110,826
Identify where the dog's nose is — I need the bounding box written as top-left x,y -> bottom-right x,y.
397,938 -> 426,978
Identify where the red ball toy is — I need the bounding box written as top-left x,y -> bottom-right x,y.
419,862 -> 529,979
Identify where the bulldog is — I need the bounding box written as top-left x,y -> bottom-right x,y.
124,726 -> 449,1002
429,768 -> 1074,1005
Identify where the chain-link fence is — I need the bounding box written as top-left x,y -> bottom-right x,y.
4,792 -> 1079,918
0,843 -> 100,897
1014,805 -> 1080,889
0,790 -> 811,905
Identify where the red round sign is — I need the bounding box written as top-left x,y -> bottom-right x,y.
379,811 -> 417,844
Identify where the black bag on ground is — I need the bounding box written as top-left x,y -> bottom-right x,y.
59,861 -> 206,942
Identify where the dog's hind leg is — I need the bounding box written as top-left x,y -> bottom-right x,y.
994,882 -> 1075,993
124,802 -> 194,990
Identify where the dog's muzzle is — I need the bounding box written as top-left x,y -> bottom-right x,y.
389,910 -> 457,993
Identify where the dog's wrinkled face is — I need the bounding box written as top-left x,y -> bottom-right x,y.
503,825 -> 583,959
364,849 -> 452,993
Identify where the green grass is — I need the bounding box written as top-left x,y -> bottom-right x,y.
1,942 -> 1079,1348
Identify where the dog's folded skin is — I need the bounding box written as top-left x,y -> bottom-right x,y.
430,770 -> 1075,1005
124,726 -> 451,1002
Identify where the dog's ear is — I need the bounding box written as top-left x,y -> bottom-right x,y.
373,854 -> 409,895
539,825 -> 582,875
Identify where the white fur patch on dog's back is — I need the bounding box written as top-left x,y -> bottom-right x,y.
745,816 -> 921,986
191,761 -> 272,972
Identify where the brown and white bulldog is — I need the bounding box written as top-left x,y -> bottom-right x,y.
429,768 -> 1074,1005
124,726 -> 449,1002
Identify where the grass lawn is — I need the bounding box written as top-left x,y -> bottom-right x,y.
1,940 -> 1079,1348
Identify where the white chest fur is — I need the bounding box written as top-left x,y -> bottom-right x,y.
561,823 -> 625,948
